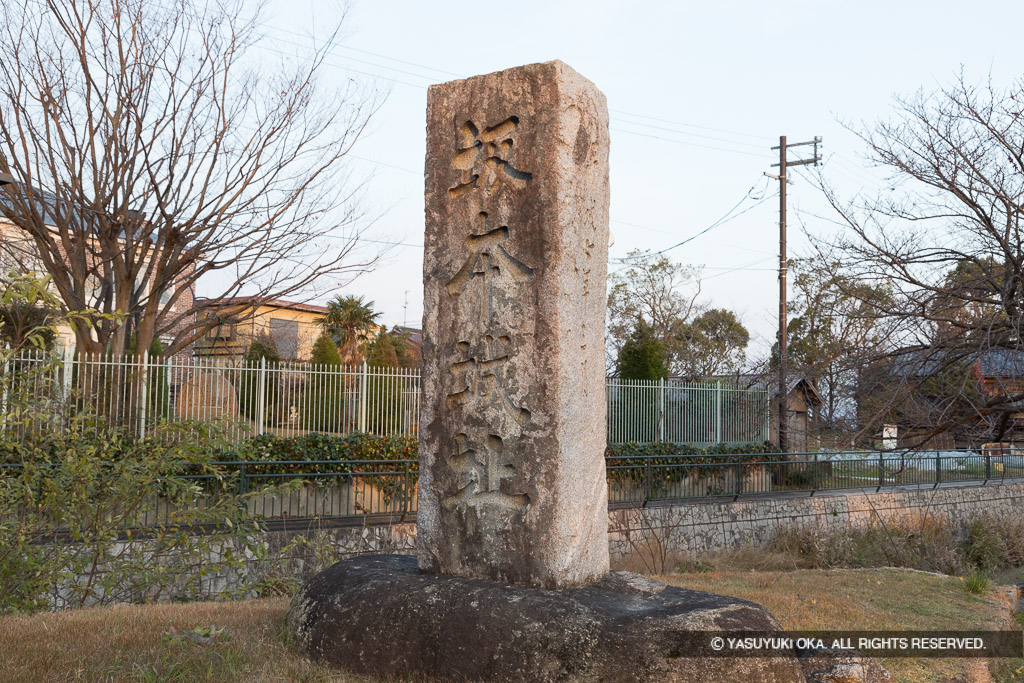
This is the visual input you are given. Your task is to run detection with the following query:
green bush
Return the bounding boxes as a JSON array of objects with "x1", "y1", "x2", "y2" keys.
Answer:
[
  {"x1": 963, "y1": 570, "x2": 991, "y2": 595},
  {"x1": 145, "y1": 337, "x2": 170, "y2": 421},
  {"x1": 301, "y1": 334, "x2": 347, "y2": 433},
  {"x1": 235, "y1": 431, "x2": 418, "y2": 509},
  {"x1": 606, "y1": 441, "x2": 777, "y2": 460},
  {"x1": 604, "y1": 441, "x2": 781, "y2": 500},
  {"x1": 0, "y1": 419, "x2": 265, "y2": 614},
  {"x1": 779, "y1": 463, "x2": 828, "y2": 490},
  {"x1": 364, "y1": 331, "x2": 405, "y2": 434},
  {"x1": 237, "y1": 431, "x2": 416, "y2": 472}
]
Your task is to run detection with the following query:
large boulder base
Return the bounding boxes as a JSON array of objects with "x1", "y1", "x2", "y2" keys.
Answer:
[{"x1": 287, "y1": 554, "x2": 806, "y2": 682}]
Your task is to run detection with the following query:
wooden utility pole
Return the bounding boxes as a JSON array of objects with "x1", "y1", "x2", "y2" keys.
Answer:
[{"x1": 767, "y1": 135, "x2": 820, "y2": 453}]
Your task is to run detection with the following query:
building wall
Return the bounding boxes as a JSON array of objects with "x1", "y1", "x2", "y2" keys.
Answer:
[
  {"x1": 768, "y1": 390, "x2": 812, "y2": 453},
  {"x1": 0, "y1": 219, "x2": 196, "y2": 355},
  {"x1": 193, "y1": 304, "x2": 326, "y2": 362}
]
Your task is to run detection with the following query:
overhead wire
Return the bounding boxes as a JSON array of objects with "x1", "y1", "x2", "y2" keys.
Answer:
[
  {"x1": 148, "y1": 1, "x2": 893, "y2": 184},
  {"x1": 614, "y1": 178, "x2": 776, "y2": 262},
  {"x1": 233, "y1": 12, "x2": 785, "y2": 159},
  {"x1": 136, "y1": 3, "x2": 883, "y2": 275}
]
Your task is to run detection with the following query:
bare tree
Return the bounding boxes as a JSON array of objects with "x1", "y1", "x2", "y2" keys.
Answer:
[
  {"x1": 812, "y1": 72, "x2": 1024, "y2": 447},
  {"x1": 783, "y1": 256, "x2": 891, "y2": 444},
  {"x1": 0, "y1": 0, "x2": 382, "y2": 360},
  {"x1": 607, "y1": 249, "x2": 703, "y2": 372}
]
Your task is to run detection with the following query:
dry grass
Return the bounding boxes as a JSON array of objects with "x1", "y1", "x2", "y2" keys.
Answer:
[
  {"x1": 763, "y1": 510, "x2": 1024, "y2": 579},
  {"x1": 0, "y1": 598, "x2": 359, "y2": 682},
  {"x1": 665, "y1": 567, "x2": 1023, "y2": 683},
  {"x1": 1, "y1": 569, "x2": 1021, "y2": 682}
]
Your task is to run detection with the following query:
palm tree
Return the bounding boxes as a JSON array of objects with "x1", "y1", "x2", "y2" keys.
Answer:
[{"x1": 316, "y1": 294, "x2": 382, "y2": 365}]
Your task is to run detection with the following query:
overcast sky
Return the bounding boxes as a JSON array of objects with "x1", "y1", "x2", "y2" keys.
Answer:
[{"x1": 253, "y1": 0, "x2": 1023, "y2": 356}]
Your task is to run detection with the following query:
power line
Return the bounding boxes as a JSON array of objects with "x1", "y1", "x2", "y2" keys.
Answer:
[
  {"x1": 609, "y1": 118, "x2": 770, "y2": 149},
  {"x1": 610, "y1": 109, "x2": 771, "y2": 140},
  {"x1": 699, "y1": 257, "x2": 778, "y2": 282},
  {"x1": 615, "y1": 179, "x2": 775, "y2": 262},
  {"x1": 187, "y1": 6, "x2": 784, "y2": 158},
  {"x1": 196, "y1": 8, "x2": 808, "y2": 166},
  {"x1": 348, "y1": 154, "x2": 420, "y2": 175},
  {"x1": 261, "y1": 24, "x2": 462, "y2": 78},
  {"x1": 264, "y1": 33, "x2": 443, "y2": 84},
  {"x1": 259, "y1": 13, "x2": 782, "y2": 156},
  {"x1": 611, "y1": 128, "x2": 775, "y2": 158}
]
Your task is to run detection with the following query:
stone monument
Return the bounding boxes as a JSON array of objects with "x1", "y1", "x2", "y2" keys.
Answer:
[
  {"x1": 175, "y1": 370, "x2": 240, "y2": 422},
  {"x1": 419, "y1": 59, "x2": 610, "y2": 588},
  {"x1": 285, "y1": 61, "x2": 871, "y2": 683}
]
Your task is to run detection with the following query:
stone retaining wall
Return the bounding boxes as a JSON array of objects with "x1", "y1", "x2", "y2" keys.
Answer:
[
  {"x1": 607, "y1": 481, "x2": 1024, "y2": 566},
  {"x1": 248, "y1": 481, "x2": 1024, "y2": 588},
  {"x1": 49, "y1": 481, "x2": 1024, "y2": 607}
]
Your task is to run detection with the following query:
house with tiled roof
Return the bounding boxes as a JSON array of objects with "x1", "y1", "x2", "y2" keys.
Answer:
[{"x1": 860, "y1": 347, "x2": 1024, "y2": 449}]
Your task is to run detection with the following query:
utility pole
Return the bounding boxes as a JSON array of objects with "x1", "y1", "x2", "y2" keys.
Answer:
[{"x1": 766, "y1": 135, "x2": 820, "y2": 453}]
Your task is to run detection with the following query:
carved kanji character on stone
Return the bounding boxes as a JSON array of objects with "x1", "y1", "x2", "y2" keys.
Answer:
[
  {"x1": 448, "y1": 117, "x2": 533, "y2": 199},
  {"x1": 446, "y1": 212, "x2": 533, "y2": 327},
  {"x1": 445, "y1": 335, "x2": 530, "y2": 427},
  {"x1": 442, "y1": 432, "x2": 528, "y2": 512}
]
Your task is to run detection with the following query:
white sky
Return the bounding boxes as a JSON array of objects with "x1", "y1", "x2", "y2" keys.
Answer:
[{"x1": 246, "y1": 0, "x2": 1023, "y2": 356}]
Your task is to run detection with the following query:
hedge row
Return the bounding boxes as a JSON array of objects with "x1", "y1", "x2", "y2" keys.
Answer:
[
  {"x1": 229, "y1": 435, "x2": 782, "y2": 475},
  {"x1": 232, "y1": 432, "x2": 417, "y2": 474},
  {"x1": 606, "y1": 440, "x2": 781, "y2": 465}
]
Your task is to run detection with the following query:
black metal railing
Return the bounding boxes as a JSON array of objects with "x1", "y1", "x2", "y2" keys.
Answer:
[
  {"x1": 605, "y1": 449, "x2": 1024, "y2": 505},
  {"x1": 4, "y1": 450, "x2": 1023, "y2": 531}
]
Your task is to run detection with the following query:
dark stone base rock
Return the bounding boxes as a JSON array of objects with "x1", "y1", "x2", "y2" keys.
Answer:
[{"x1": 286, "y1": 554, "x2": 806, "y2": 682}]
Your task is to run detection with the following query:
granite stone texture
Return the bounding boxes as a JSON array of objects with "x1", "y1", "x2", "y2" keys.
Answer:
[
  {"x1": 419, "y1": 60, "x2": 611, "y2": 588},
  {"x1": 287, "y1": 554, "x2": 808, "y2": 683}
]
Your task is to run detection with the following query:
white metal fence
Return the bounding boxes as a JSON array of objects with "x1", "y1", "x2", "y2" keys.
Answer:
[
  {"x1": 1, "y1": 351, "x2": 769, "y2": 446},
  {"x1": 2, "y1": 350, "x2": 421, "y2": 442}
]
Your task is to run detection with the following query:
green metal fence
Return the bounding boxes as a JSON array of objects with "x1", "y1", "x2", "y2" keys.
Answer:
[{"x1": 605, "y1": 378, "x2": 769, "y2": 445}]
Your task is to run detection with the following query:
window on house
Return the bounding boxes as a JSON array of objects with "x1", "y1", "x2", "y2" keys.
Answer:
[
  {"x1": 270, "y1": 318, "x2": 299, "y2": 360},
  {"x1": 159, "y1": 283, "x2": 174, "y2": 309}
]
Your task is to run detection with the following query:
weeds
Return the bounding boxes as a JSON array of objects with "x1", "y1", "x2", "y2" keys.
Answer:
[
  {"x1": 767, "y1": 509, "x2": 1024, "y2": 579},
  {"x1": 962, "y1": 571, "x2": 991, "y2": 595}
]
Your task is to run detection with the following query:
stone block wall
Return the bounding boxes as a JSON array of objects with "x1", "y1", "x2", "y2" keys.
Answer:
[
  {"x1": 607, "y1": 482, "x2": 1024, "y2": 566},
  {"x1": 46, "y1": 482, "x2": 1024, "y2": 607}
]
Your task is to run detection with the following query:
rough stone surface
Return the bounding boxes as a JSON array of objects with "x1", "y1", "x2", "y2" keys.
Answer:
[
  {"x1": 420, "y1": 60, "x2": 610, "y2": 588},
  {"x1": 175, "y1": 370, "x2": 239, "y2": 421},
  {"x1": 798, "y1": 648, "x2": 892, "y2": 683},
  {"x1": 287, "y1": 554, "x2": 806, "y2": 682}
]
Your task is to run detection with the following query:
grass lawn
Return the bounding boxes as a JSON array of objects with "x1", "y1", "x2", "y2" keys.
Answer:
[
  {"x1": 0, "y1": 569, "x2": 1020, "y2": 681},
  {"x1": 667, "y1": 567, "x2": 1024, "y2": 683},
  {"x1": 0, "y1": 599, "x2": 357, "y2": 682}
]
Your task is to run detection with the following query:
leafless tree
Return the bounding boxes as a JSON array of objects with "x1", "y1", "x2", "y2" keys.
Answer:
[
  {"x1": 811, "y1": 72, "x2": 1024, "y2": 448},
  {"x1": 781, "y1": 256, "x2": 892, "y2": 445},
  {"x1": 0, "y1": 0, "x2": 383, "y2": 360},
  {"x1": 607, "y1": 249, "x2": 703, "y2": 373}
]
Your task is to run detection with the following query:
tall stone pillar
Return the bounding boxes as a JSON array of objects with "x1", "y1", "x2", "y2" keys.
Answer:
[{"x1": 419, "y1": 60, "x2": 610, "y2": 588}]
